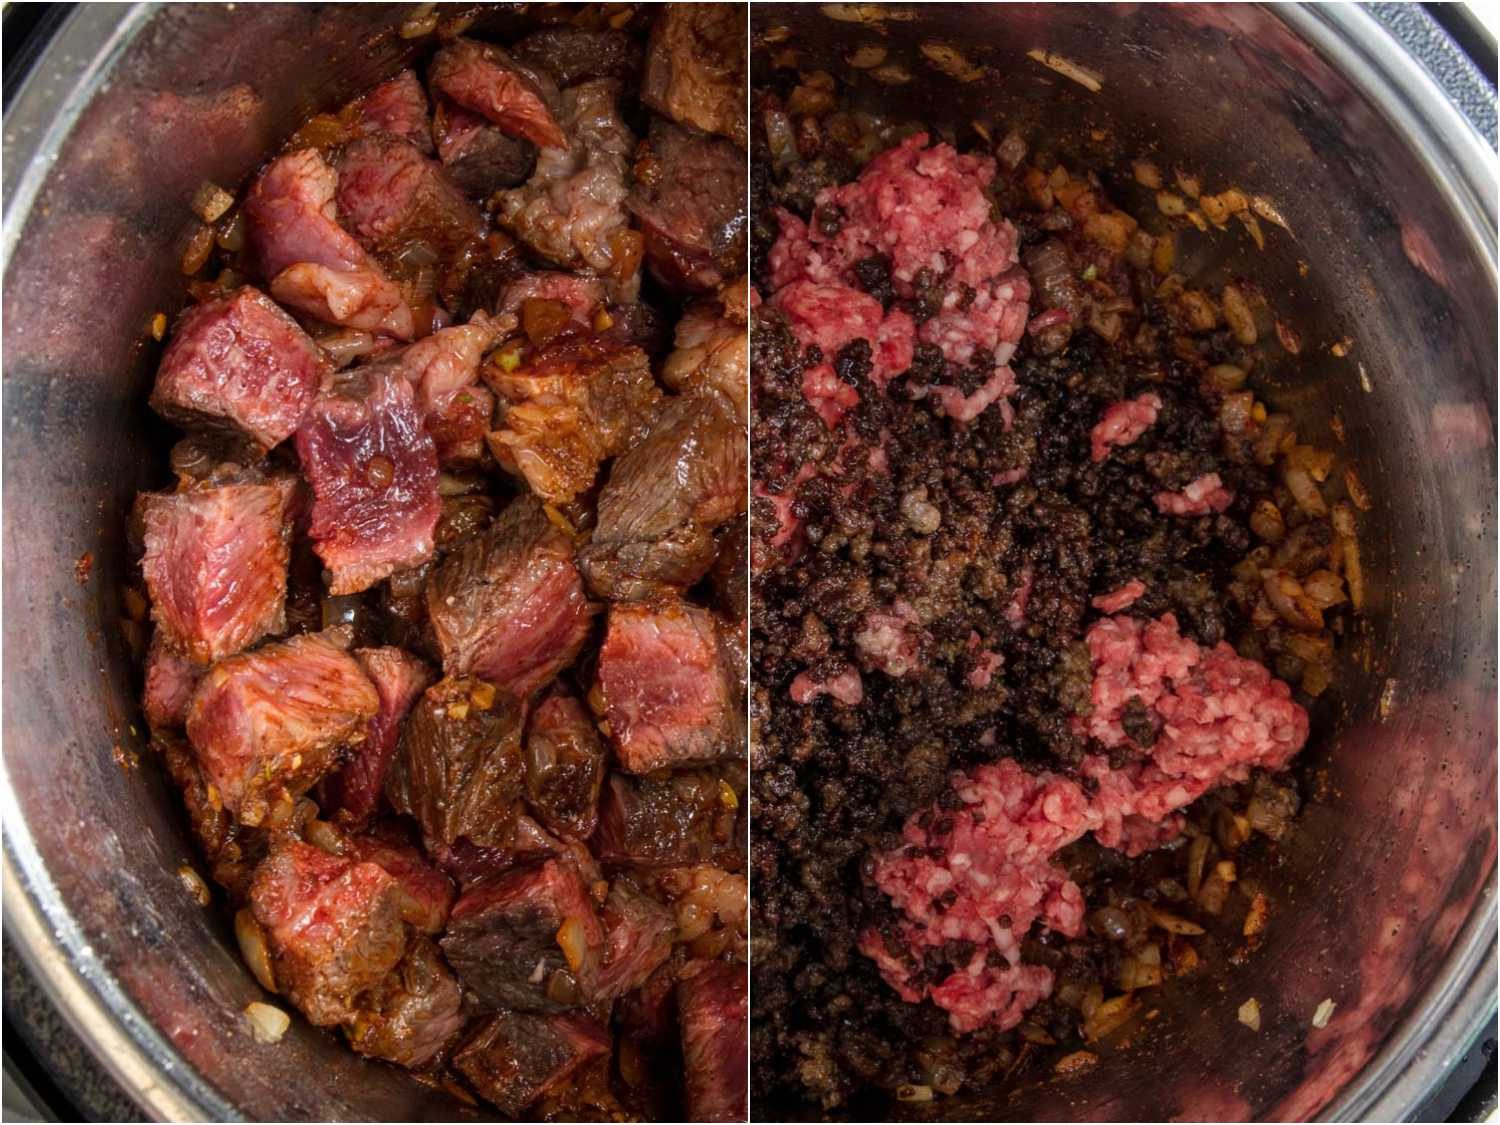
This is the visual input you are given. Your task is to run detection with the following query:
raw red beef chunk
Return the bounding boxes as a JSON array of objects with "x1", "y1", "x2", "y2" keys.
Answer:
[
  {"x1": 386, "y1": 676, "x2": 526, "y2": 848},
  {"x1": 593, "y1": 770, "x2": 739, "y2": 868},
  {"x1": 524, "y1": 687, "x2": 606, "y2": 840},
  {"x1": 426, "y1": 494, "x2": 594, "y2": 697},
  {"x1": 333, "y1": 135, "x2": 484, "y2": 267},
  {"x1": 345, "y1": 832, "x2": 455, "y2": 934},
  {"x1": 245, "y1": 148, "x2": 415, "y2": 340},
  {"x1": 320, "y1": 646, "x2": 432, "y2": 827},
  {"x1": 496, "y1": 80, "x2": 637, "y2": 276},
  {"x1": 677, "y1": 960, "x2": 748, "y2": 1123},
  {"x1": 591, "y1": 876, "x2": 676, "y2": 1003},
  {"x1": 440, "y1": 857, "x2": 604, "y2": 1012},
  {"x1": 432, "y1": 98, "x2": 537, "y2": 197},
  {"x1": 429, "y1": 39, "x2": 567, "y2": 150},
  {"x1": 295, "y1": 368, "x2": 440, "y2": 595},
  {"x1": 453, "y1": 1011, "x2": 610, "y2": 1116},
  {"x1": 641, "y1": 3, "x2": 747, "y2": 146},
  {"x1": 185, "y1": 631, "x2": 378, "y2": 827},
  {"x1": 578, "y1": 389, "x2": 745, "y2": 600},
  {"x1": 157, "y1": 732, "x2": 265, "y2": 900},
  {"x1": 627, "y1": 120, "x2": 747, "y2": 293},
  {"x1": 350, "y1": 69, "x2": 433, "y2": 154},
  {"x1": 512, "y1": 26, "x2": 644, "y2": 88},
  {"x1": 143, "y1": 634, "x2": 205, "y2": 730},
  {"x1": 343, "y1": 936, "x2": 464, "y2": 1067},
  {"x1": 596, "y1": 600, "x2": 740, "y2": 774},
  {"x1": 138, "y1": 480, "x2": 292, "y2": 664},
  {"x1": 660, "y1": 279, "x2": 749, "y2": 423},
  {"x1": 249, "y1": 840, "x2": 410, "y2": 1026},
  {"x1": 486, "y1": 339, "x2": 661, "y2": 504},
  {"x1": 149, "y1": 287, "x2": 329, "y2": 452}
]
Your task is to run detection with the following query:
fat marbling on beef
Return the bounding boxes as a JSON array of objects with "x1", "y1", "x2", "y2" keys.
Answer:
[
  {"x1": 641, "y1": 3, "x2": 746, "y2": 147},
  {"x1": 453, "y1": 1010, "x2": 611, "y2": 1116},
  {"x1": 524, "y1": 686, "x2": 607, "y2": 840},
  {"x1": 677, "y1": 959, "x2": 749, "y2": 1123},
  {"x1": 628, "y1": 120, "x2": 747, "y2": 294},
  {"x1": 320, "y1": 646, "x2": 433, "y2": 827}
]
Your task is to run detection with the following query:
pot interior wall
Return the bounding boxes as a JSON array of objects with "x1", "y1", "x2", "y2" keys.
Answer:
[{"x1": 750, "y1": 3, "x2": 1495, "y2": 1121}]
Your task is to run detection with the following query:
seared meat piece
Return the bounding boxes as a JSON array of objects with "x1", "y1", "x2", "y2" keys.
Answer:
[
  {"x1": 343, "y1": 936, "x2": 464, "y2": 1068},
  {"x1": 660, "y1": 278, "x2": 749, "y2": 423},
  {"x1": 321, "y1": 646, "x2": 432, "y2": 828},
  {"x1": 429, "y1": 39, "x2": 567, "y2": 151},
  {"x1": 185, "y1": 631, "x2": 378, "y2": 826},
  {"x1": 295, "y1": 368, "x2": 440, "y2": 595},
  {"x1": 641, "y1": 3, "x2": 746, "y2": 146},
  {"x1": 486, "y1": 340, "x2": 661, "y2": 504},
  {"x1": 158, "y1": 732, "x2": 265, "y2": 900},
  {"x1": 345, "y1": 832, "x2": 455, "y2": 933},
  {"x1": 138, "y1": 479, "x2": 292, "y2": 664},
  {"x1": 497, "y1": 270, "x2": 605, "y2": 334},
  {"x1": 149, "y1": 287, "x2": 329, "y2": 453},
  {"x1": 578, "y1": 389, "x2": 745, "y2": 600},
  {"x1": 142, "y1": 635, "x2": 204, "y2": 730},
  {"x1": 248, "y1": 840, "x2": 410, "y2": 1026},
  {"x1": 595, "y1": 601, "x2": 741, "y2": 774},
  {"x1": 432, "y1": 99, "x2": 538, "y2": 197},
  {"x1": 618, "y1": 960, "x2": 679, "y2": 1046},
  {"x1": 524, "y1": 687, "x2": 606, "y2": 840},
  {"x1": 628, "y1": 120, "x2": 747, "y2": 294},
  {"x1": 386, "y1": 675, "x2": 526, "y2": 849},
  {"x1": 678, "y1": 960, "x2": 748, "y2": 1123},
  {"x1": 440, "y1": 857, "x2": 604, "y2": 1012},
  {"x1": 244, "y1": 148, "x2": 415, "y2": 339},
  {"x1": 426, "y1": 494, "x2": 594, "y2": 697},
  {"x1": 365, "y1": 318, "x2": 501, "y2": 468},
  {"x1": 593, "y1": 770, "x2": 739, "y2": 867},
  {"x1": 591, "y1": 876, "x2": 676, "y2": 1003},
  {"x1": 512, "y1": 26, "x2": 644, "y2": 88},
  {"x1": 453, "y1": 1011, "x2": 610, "y2": 1115},
  {"x1": 333, "y1": 134, "x2": 484, "y2": 268},
  {"x1": 350, "y1": 69, "x2": 433, "y2": 154},
  {"x1": 496, "y1": 79, "x2": 637, "y2": 277},
  {"x1": 710, "y1": 514, "x2": 748, "y2": 623}
]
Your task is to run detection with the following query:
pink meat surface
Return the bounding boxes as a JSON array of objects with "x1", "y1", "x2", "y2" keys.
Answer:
[
  {"x1": 934, "y1": 364, "x2": 1018, "y2": 426},
  {"x1": 854, "y1": 601, "x2": 920, "y2": 677},
  {"x1": 428, "y1": 39, "x2": 566, "y2": 150},
  {"x1": 334, "y1": 134, "x2": 484, "y2": 262},
  {"x1": 1154, "y1": 472, "x2": 1235, "y2": 516},
  {"x1": 919, "y1": 268, "x2": 1030, "y2": 369},
  {"x1": 353, "y1": 70, "x2": 434, "y2": 153},
  {"x1": 1003, "y1": 565, "x2": 1034, "y2": 629},
  {"x1": 678, "y1": 961, "x2": 749, "y2": 1123},
  {"x1": 321, "y1": 647, "x2": 433, "y2": 827},
  {"x1": 862, "y1": 613, "x2": 1309, "y2": 1032},
  {"x1": 771, "y1": 280, "x2": 913, "y2": 386},
  {"x1": 296, "y1": 369, "x2": 441, "y2": 595},
  {"x1": 150, "y1": 287, "x2": 330, "y2": 452},
  {"x1": 367, "y1": 317, "x2": 499, "y2": 465},
  {"x1": 788, "y1": 666, "x2": 864, "y2": 706},
  {"x1": 345, "y1": 833, "x2": 455, "y2": 934},
  {"x1": 138, "y1": 480, "x2": 291, "y2": 664},
  {"x1": 143, "y1": 636, "x2": 204, "y2": 730},
  {"x1": 800, "y1": 363, "x2": 859, "y2": 430},
  {"x1": 1091, "y1": 392, "x2": 1163, "y2": 462},
  {"x1": 497, "y1": 271, "x2": 605, "y2": 327},
  {"x1": 1091, "y1": 578, "x2": 1147, "y2": 613}
]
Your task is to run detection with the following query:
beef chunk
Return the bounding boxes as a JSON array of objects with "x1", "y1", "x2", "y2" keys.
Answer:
[
  {"x1": 364, "y1": 318, "x2": 500, "y2": 468},
  {"x1": 343, "y1": 936, "x2": 464, "y2": 1068},
  {"x1": 596, "y1": 601, "x2": 740, "y2": 774},
  {"x1": 295, "y1": 368, "x2": 440, "y2": 594},
  {"x1": 578, "y1": 389, "x2": 745, "y2": 600},
  {"x1": 149, "y1": 287, "x2": 329, "y2": 452},
  {"x1": 158, "y1": 732, "x2": 265, "y2": 900},
  {"x1": 660, "y1": 280, "x2": 748, "y2": 422},
  {"x1": 593, "y1": 770, "x2": 739, "y2": 867},
  {"x1": 497, "y1": 270, "x2": 606, "y2": 332},
  {"x1": 345, "y1": 832, "x2": 454, "y2": 933},
  {"x1": 429, "y1": 39, "x2": 567, "y2": 150},
  {"x1": 244, "y1": 148, "x2": 415, "y2": 339},
  {"x1": 641, "y1": 3, "x2": 746, "y2": 146},
  {"x1": 248, "y1": 840, "x2": 409, "y2": 1026},
  {"x1": 677, "y1": 960, "x2": 748, "y2": 1123},
  {"x1": 321, "y1": 646, "x2": 432, "y2": 827},
  {"x1": 426, "y1": 494, "x2": 594, "y2": 697},
  {"x1": 618, "y1": 960, "x2": 679, "y2": 1046},
  {"x1": 592, "y1": 876, "x2": 675, "y2": 1003},
  {"x1": 333, "y1": 134, "x2": 484, "y2": 269},
  {"x1": 386, "y1": 675, "x2": 526, "y2": 848},
  {"x1": 350, "y1": 69, "x2": 433, "y2": 154},
  {"x1": 138, "y1": 480, "x2": 292, "y2": 664},
  {"x1": 485, "y1": 340, "x2": 661, "y2": 504},
  {"x1": 524, "y1": 687, "x2": 606, "y2": 840},
  {"x1": 710, "y1": 514, "x2": 748, "y2": 623},
  {"x1": 628, "y1": 120, "x2": 747, "y2": 294},
  {"x1": 453, "y1": 1011, "x2": 610, "y2": 1115},
  {"x1": 496, "y1": 80, "x2": 636, "y2": 276},
  {"x1": 185, "y1": 631, "x2": 378, "y2": 826},
  {"x1": 440, "y1": 858, "x2": 604, "y2": 1012},
  {"x1": 432, "y1": 99, "x2": 538, "y2": 197},
  {"x1": 512, "y1": 26, "x2": 644, "y2": 88},
  {"x1": 143, "y1": 635, "x2": 204, "y2": 730}
]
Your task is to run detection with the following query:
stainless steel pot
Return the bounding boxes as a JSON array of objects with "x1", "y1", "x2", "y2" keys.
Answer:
[{"x1": 2, "y1": 3, "x2": 1494, "y2": 1121}]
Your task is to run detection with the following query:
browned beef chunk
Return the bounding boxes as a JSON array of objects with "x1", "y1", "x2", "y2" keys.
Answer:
[
  {"x1": 150, "y1": 287, "x2": 330, "y2": 453},
  {"x1": 143, "y1": 633, "x2": 205, "y2": 730},
  {"x1": 578, "y1": 389, "x2": 745, "y2": 600},
  {"x1": 244, "y1": 148, "x2": 415, "y2": 339},
  {"x1": 595, "y1": 599, "x2": 740, "y2": 774},
  {"x1": 426, "y1": 494, "x2": 595, "y2": 697},
  {"x1": 432, "y1": 98, "x2": 538, "y2": 197},
  {"x1": 158, "y1": 732, "x2": 265, "y2": 900},
  {"x1": 591, "y1": 876, "x2": 676, "y2": 1003},
  {"x1": 641, "y1": 3, "x2": 746, "y2": 147},
  {"x1": 320, "y1": 646, "x2": 431, "y2": 827},
  {"x1": 710, "y1": 514, "x2": 748, "y2": 623},
  {"x1": 138, "y1": 479, "x2": 292, "y2": 664},
  {"x1": 593, "y1": 770, "x2": 739, "y2": 867},
  {"x1": 512, "y1": 26, "x2": 644, "y2": 88},
  {"x1": 485, "y1": 340, "x2": 661, "y2": 504},
  {"x1": 661, "y1": 277, "x2": 748, "y2": 423},
  {"x1": 618, "y1": 960, "x2": 679, "y2": 1047},
  {"x1": 524, "y1": 687, "x2": 606, "y2": 840},
  {"x1": 677, "y1": 960, "x2": 748, "y2": 1123},
  {"x1": 429, "y1": 39, "x2": 567, "y2": 151},
  {"x1": 349, "y1": 69, "x2": 433, "y2": 154},
  {"x1": 386, "y1": 676, "x2": 525, "y2": 849},
  {"x1": 345, "y1": 832, "x2": 454, "y2": 934},
  {"x1": 248, "y1": 840, "x2": 410, "y2": 1026},
  {"x1": 343, "y1": 936, "x2": 464, "y2": 1068},
  {"x1": 295, "y1": 368, "x2": 441, "y2": 595},
  {"x1": 601, "y1": 297, "x2": 674, "y2": 358},
  {"x1": 453, "y1": 1010, "x2": 610, "y2": 1115},
  {"x1": 629, "y1": 120, "x2": 747, "y2": 294},
  {"x1": 186, "y1": 631, "x2": 377, "y2": 827},
  {"x1": 440, "y1": 857, "x2": 604, "y2": 1012}
]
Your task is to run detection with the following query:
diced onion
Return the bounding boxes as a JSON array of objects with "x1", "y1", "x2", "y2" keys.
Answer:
[
  {"x1": 245, "y1": 1002, "x2": 290, "y2": 1044},
  {"x1": 1238, "y1": 998, "x2": 1262, "y2": 1031}
]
